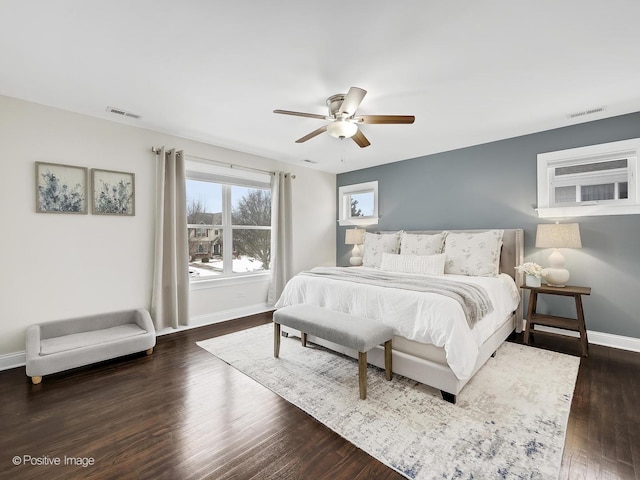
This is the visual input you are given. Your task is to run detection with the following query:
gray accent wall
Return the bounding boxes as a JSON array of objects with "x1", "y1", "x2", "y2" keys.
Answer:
[{"x1": 337, "y1": 112, "x2": 640, "y2": 339}]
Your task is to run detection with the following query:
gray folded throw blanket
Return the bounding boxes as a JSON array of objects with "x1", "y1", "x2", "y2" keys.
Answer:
[{"x1": 301, "y1": 267, "x2": 494, "y2": 328}]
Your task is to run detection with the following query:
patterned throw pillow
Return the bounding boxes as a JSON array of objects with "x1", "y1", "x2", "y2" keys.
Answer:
[
  {"x1": 380, "y1": 253, "x2": 446, "y2": 276},
  {"x1": 362, "y1": 231, "x2": 402, "y2": 268},
  {"x1": 443, "y1": 230, "x2": 504, "y2": 277},
  {"x1": 400, "y1": 232, "x2": 444, "y2": 256}
]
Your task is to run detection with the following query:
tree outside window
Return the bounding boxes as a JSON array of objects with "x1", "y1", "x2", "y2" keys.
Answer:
[
  {"x1": 232, "y1": 187, "x2": 271, "y2": 272},
  {"x1": 186, "y1": 178, "x2": 271, "y2": 278}
]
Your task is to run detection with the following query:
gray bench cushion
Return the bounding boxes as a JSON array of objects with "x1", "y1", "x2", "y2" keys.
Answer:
[
  {"x1": 26, "y1": 309, "x2": 156, "y2": 379},
  {"x1": 274, "y1": 304, "x2": 393, "y2": 352},
  {"x1": 40, "y1": 324, "x2": 146, "y2": 356}
]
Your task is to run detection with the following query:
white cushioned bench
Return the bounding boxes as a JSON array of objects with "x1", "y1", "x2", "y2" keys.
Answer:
[
  {"x1": 26, "y1": 309, "x2": 156, "y2": 384},
  {"x1": 273, "y1": 304, "x2": 394, "y2": 399}
]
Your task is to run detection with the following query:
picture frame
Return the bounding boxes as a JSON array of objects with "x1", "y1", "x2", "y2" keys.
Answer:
[
  {"x1": 35, "y1": 161, "x2": 88, "y2": 214},
  {"x1": 91, "y1": 168, "x2": 135, "y2": 216}
]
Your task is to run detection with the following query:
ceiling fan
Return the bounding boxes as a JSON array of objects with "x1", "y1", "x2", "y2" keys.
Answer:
[{"x1": 273, "y1": 87, "x2": 415, "y2": 148}]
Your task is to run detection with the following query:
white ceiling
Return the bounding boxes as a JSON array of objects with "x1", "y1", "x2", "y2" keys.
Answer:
[{"x1": 1, "y1": 1, "x2": 639, "y2": 174}]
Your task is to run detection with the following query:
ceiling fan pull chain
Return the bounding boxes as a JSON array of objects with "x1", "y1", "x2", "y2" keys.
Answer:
[{"x1": 341, "y1": 138, "x2": 346, "y2": 163}]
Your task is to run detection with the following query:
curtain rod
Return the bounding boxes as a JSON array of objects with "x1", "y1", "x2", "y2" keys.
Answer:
[{"x1": 151, "y1": 147, "x2": 295, "y2": 178}]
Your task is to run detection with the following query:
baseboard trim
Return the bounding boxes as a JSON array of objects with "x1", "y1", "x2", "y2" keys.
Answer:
[
  {"x1": 0, "y1": 304, "x2": 274, "y2": 372},
  {"x1": 186, "y1": 303, "x2": 272, "y2": 328},
  {"x1": 521, "y1": 319, "x2": 640, "y2": 353},
  {"x1": 0, "y1": 352, "x2": 26, "y2": 372}
]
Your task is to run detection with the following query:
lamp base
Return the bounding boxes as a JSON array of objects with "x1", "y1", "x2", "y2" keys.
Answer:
[
  {"x1": 349, "y1": 256, "x2": 363, "y2": 266},
  {"x1": 349, "y1": 244, "x2": 363, "y2": 266},
  {"x1": 544, "y1": 267, "x2": 570, "y2": 287}
]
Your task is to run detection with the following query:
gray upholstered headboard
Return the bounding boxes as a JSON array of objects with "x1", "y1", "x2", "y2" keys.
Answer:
[{"x1": 379, "y1": 228, "x2": 525, "y2": 330}]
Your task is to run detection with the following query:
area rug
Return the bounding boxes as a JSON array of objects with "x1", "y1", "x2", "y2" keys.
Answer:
[{"x1": 197, "y1": 325, "x2": 580, "y2": 479}]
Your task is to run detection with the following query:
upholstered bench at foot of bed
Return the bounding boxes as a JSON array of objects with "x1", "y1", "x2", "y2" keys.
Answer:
[
  {"x1": 273, "y1": 304, "x2": 394, "y2": 400},
  {"x1": 26, "y1": 309, "x2": 156, "y2": 384}
]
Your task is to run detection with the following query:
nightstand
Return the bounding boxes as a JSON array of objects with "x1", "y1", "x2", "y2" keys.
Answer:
[{"x1": 523, "y1": 284, "x2": 591, "y2": 356}]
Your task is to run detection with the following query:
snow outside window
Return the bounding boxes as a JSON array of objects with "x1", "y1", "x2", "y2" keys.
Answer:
[{"x1": 186, "y1": 163, "x2": 272, "y2": 280}]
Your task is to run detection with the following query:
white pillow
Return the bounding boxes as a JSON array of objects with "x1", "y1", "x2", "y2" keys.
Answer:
[
  {"x1": 400, "y1": 232, "x2": 444, "y2": 256},
  {"x1": 443, "y1": 230, "x2": 504, "y2": 277},
  {"x1": 380, "y1": 253, "x2": 446, "y2": 276},
  {"x1": 362, "y1": 232, "x2": 401, "y2": 268}
]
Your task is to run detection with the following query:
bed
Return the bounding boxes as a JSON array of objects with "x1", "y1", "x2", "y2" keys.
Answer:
[{"x1": 274, "y1": 228, "x2": 524, "y2": 403}]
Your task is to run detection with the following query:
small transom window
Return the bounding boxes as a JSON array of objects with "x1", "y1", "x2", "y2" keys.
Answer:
[
  {"x1": 537, "y1": 138, "x2": 640, "y2": 218},
  {"x1": 338, "y1": 181, "x2": 379, "y2": 226}
]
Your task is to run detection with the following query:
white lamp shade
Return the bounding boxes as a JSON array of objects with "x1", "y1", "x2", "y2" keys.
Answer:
[
  {"x1": 535, "y1": 223, "x2": 582, "y2": 249},
  {"x1": 345, "y1": 228, "x2": 365, "y2": 245}
]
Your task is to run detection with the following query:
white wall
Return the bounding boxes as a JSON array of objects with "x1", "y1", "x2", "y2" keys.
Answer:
[{"x1": 0, "y1": 95, "x2": 336, "y2": 357}]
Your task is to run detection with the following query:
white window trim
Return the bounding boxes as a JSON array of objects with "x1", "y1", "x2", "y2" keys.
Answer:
[
  {"x1": 190, "y1": 271, "x2": 271, "y2": 290},
  {"x1": 186, "y1": 162, "x2": 272, "y2": 286},
  {"x1": 338, "y1": 181, "x2": 379, "y2": 226},
  {"x1": 537, "y1": 138, "x2": 640, "y2": 218}
]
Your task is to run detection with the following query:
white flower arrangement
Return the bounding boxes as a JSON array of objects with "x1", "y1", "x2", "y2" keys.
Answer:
[{"x1": 515, "y1": 262, "x2": 547, "y2": 278}]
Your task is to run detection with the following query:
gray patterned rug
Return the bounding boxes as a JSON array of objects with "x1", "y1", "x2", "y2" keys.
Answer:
[{"x1": 197, "y1": 325, "x2": 579, "y2": 480}]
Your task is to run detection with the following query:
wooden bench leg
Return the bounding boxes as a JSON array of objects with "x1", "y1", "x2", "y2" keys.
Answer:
[
  {"x1": 146, "y1": 347, "x2": 154, "y2": 355},
  {"x1": 274, "y1": 322, "x2": 281, "y2": 358},
  {"x1": 31, "y1": 376, "x2": 42, "y2": 385},
  {"x1": 358, "y1": 351, "x2": 367, "y2": 400},
  {"x1": 301, "y1": 332, "x2": 307, "y2": 347},
  {"x1": 384, "y1": 340, "x2": 392, "y2": 381}
]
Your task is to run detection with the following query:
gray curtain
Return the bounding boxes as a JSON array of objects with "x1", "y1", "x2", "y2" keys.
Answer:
[
  {"x1": 151, "y1": 147, "x2": 189, "y2": 329},
  {"x1": 267, "y1": 171, "x2": 293, "y2": 306}
]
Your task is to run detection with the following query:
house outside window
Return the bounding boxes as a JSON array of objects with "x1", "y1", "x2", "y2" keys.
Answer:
[{"x1": 186, "y1": 160, "x2": 272, "y2": 279}]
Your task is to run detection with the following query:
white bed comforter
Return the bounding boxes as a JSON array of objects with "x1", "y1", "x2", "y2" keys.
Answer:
[{"x1": 274, "y1": 267, "x2": 520, "y2": 380}]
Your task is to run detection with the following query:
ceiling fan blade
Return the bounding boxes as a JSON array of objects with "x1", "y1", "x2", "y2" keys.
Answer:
[
  {"x1": 338, "y1": 87, "x2": 367, "y2": 116},
  {"x1": 356, "y1": 115, "x2": 415, "y2": 124},
  {"x1": 351, "y1": 129, "x2": 371, "y2": 148},
  {"x1": 274, "y1": 109, "x2": 328, "y2": 120},
  {"x1": 295, "y1": 125, "x2": 328, "y2": 143}
]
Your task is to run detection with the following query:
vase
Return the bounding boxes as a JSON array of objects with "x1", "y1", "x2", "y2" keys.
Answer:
[{"x1": 525, "y1": 274, "x2": 541, "y2": 288}]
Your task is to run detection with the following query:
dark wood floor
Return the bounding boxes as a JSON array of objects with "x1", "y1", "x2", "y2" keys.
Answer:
[
  {"x1": 516, "y1": 330, "x2": 640, "y2": 480},
  {"x1": 0, "y1": 313, "x2": 638, "y2": 480}
]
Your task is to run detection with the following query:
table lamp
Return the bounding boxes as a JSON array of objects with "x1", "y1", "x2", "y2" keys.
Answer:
[
  {"x1": 345, "y1": 228, "x2": 365, "y2": 266},
  {"x1": 535, "y1": 223, "x2": 582, "y2": 287}
]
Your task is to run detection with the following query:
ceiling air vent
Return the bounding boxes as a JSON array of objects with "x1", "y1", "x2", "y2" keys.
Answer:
[
  {"x1": 106, "y1": 106, "x2": 142, "y2": 120},
  {"x1": 567, "y1": 106, "x2": 606, "y2": 120}
]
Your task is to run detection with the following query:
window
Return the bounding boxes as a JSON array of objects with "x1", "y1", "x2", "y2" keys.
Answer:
[
  {"x1": 186, "y1": 161, "x2": 271, "y2": 279},
  {"x1": 196, "y1": 221, "x2": 207, "y2": 238},
  {"x1": 338, "y1": 181, "x2": 379, "y2": 226},
  {"x1": 537, "y1": 138, "x2": 640, "y2": 218}
]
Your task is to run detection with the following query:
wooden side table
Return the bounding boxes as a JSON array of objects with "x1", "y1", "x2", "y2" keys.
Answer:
[{"x1": 523, "y1": 284, "x2": 591, "y2": 356}]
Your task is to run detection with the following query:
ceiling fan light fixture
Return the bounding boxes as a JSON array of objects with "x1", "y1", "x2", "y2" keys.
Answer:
[
  {"x1": 274, "y1": 86, "x2": 414, "y2": 148},
  {"x1": 327, "y1": 120, "x2": 358, "y2": 139}
]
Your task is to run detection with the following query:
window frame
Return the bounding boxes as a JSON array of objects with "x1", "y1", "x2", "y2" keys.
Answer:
[
  {"x1": 186, "y1": 162, "x2": 272, "y2": 283},
  {"x1": 338, "y1": 181, "x2": 379, "y2": 226},
  {"x1": 537, "y1": 138, "x2": 640, "y2": 218}
]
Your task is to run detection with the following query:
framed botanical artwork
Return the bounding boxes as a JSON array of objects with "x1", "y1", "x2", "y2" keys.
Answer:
[
  {"x1": 91, "y1": 168, "x2": 135, "y2": 216},
  {"x1": 35, "y1": 162, "x2": 88, "y2": 214}
]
